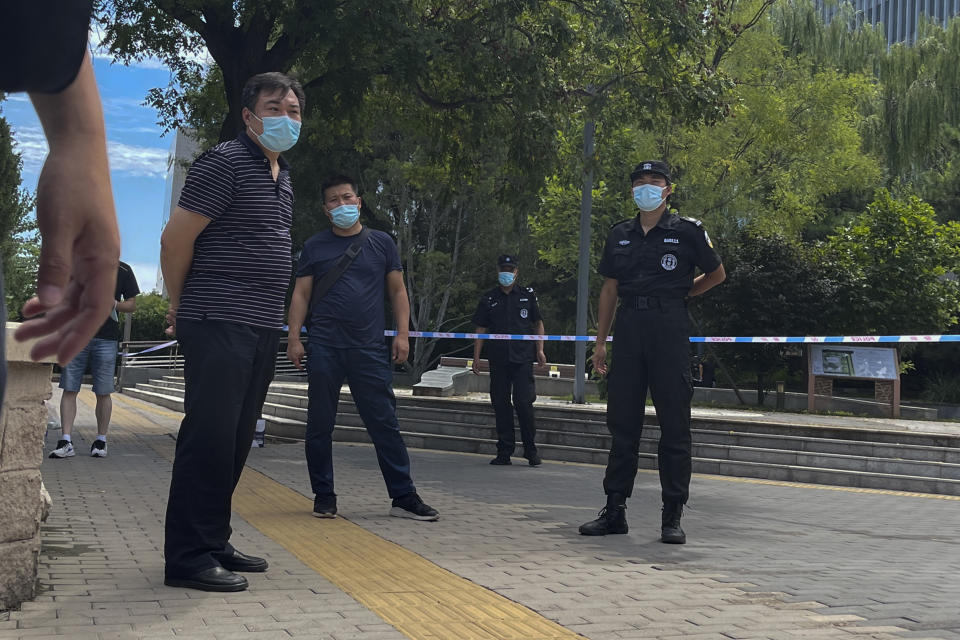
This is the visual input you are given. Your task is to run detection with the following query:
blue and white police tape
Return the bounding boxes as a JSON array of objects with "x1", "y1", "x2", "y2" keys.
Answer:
[
  {"x1": 384, "y1": 331, "x2": 960, "y2": 343},
  {"x1": 119, "y1": 339, "x2": 178, "y2": 358}
]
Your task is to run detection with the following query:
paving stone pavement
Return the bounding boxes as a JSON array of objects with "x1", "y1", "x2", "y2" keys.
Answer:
[{"x1": 4, "y1": 387, "x2": 959, "y2": 640}]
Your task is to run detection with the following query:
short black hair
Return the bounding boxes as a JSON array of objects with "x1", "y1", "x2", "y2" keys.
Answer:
[
  {"x1": 241, "y1": 72, "x2": 305, "y2": 113},
  {"x1": 321, "y1": 174, "x2": 359, "y2": 200}
]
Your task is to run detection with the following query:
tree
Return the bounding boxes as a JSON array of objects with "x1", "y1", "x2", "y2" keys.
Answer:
[
  {"x1": 822, "y1": 190, "x2": 960, "y2": 335},
  {"x1": 698, "y1": 229, "x2": 845, "y2": 401},
  {"x1": 0, "y1": 106, "x2": 39, "y2": 320},
  {"x1": 129, "y1": 292, "x2": 170, "y2": 341}
]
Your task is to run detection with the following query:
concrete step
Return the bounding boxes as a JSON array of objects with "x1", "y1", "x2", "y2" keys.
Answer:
[
  {"x1": 125, "y1": 377, "x2": 960, "y2": 495},
  {"x1": 137, "y1": 381, "x2": 960, "y2": 465},
  {"x1": 256, "y1": 412, "x2": 960, "y2": 496}
]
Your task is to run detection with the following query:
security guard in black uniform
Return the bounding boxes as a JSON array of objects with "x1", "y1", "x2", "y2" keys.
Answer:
[
  {"x1": 472, "y1": 255, "x2": 546, "y2": 466},
  {"x1": 579, "y1": 161, "x2": 725, "y2": 544}
]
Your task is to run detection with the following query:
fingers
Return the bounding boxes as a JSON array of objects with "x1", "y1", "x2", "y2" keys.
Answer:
[{"x1": 34, "y1": 227, "x2": 73, "y2": 308}]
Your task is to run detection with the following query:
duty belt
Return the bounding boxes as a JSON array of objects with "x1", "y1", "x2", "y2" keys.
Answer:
[{"x1": 619, "y1": 295, "x2": 686, "y2": 310}]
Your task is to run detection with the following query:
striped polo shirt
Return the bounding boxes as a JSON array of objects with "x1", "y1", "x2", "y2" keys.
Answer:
[{"x1": 176, "y1": 130, "x2": 293, "y2": 330}]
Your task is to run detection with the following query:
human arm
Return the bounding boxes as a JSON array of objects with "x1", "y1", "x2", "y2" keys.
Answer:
[
  {"x1": 159, "y1": 207, "x2": 211, "y2": 335},
  {"x1": 286, "y1": 275, "x2": 312, "y2": 370},
  {"x1": 116, "y1": 298, "x2": 137, "y2": 313},
  {"x1": 535, "y1": 320, "x2": 546, "y2": 366},
  {"x1": 591, "y1": 277, "x2": 619, "y2": 376},
  {"x1": 472, "y1": 329, "x2": 486, "y2": 375},
  {"x1": 386, "y1": 270, "x2": 410, "y2": 363},
  {"x1": 13, "y1": 51, "x2": 121, "y2": 364},
  {"x1": 688, "y1": 264, "x2": 726, "y2": 297}
]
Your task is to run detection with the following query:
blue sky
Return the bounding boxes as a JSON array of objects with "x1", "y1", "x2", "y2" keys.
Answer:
[{"x1": 4, "y1": 52, "x2": 176, "y2": 293}]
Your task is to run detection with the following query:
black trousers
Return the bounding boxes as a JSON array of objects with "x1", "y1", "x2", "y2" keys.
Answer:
[
  {"x1": 603, "y1": 304, "x2": 693, "y2": 504},
  {"x1": 164, "y1": 319, "x2": 279, "y2": 577},
  {"x1": 488, "y1": 360, "x2": 538, "y2": 457}
]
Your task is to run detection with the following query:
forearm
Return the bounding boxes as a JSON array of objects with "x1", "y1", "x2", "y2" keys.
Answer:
[
  {"x1": 596, "y1": 279, "x2": 618, "y2": 341},
  {"x1": 30, "y1": 52, "x2": 105, "y2": 148},
  {"x1": 391, "y1": 288, "x2": 410, "y2": 336},
  {"x1": 473, "y1": 329, "x2": 486, "y2": 360},
  {"x1": 160, "y1": 242, "x2": 194, "y2": 307},
  {"x1": 535, "y1": 320, "x2": 545, "y2": 352},
  {"x1": 116, "y1": 298, "x2": 136, "y2": 313},
  {"x1": 689, "y1": 264, "x2": 726, "y2": 297},
  {"x1": 288, "y1": 290, "x2": 309, "y2": 340}
]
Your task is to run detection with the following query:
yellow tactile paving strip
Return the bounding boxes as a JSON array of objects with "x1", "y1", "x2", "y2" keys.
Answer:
[
  {"x1": 97, "y1": 392, "x2": 584, "y2": 640},
  {"x1": 232, "y1": 467, "x2": 583, "y2": 640}
]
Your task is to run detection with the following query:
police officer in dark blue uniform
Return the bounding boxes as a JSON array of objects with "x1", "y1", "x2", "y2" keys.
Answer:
[
  {"x1": 579, "y1": 161, "x2": 725, "y2": 544},
  {"x1": 472, "y1": 255, "x2": 546, "y2": 466}
]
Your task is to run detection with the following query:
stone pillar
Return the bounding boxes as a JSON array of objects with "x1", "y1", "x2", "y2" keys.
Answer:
[{"x1": 0, "y1": 323, "x2": 55, "y2": 610}]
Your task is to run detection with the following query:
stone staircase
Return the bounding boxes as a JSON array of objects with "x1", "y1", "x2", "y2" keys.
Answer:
[{"x1": 123, "y1": 375, "x2": 960, "y2": 496}]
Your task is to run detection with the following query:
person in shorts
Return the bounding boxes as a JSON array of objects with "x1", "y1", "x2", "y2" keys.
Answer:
[{"x1": 49, "y1": 261, "x2": 139, "y2": 458}]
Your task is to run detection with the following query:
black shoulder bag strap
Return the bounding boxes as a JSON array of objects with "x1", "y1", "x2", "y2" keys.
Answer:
[{"x1": 308, "y1": 226, "x2": 372, "y2": 312}]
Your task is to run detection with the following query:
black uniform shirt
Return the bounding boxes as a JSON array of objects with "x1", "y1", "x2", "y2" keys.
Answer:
[
  {"x1": 598, "y1": 212, "x2": 722, "y2": 298},
  {"x1": 94, "y1": 261, "x2": 141, "y2": 342},
  {"x1": 472, "y1": 285, "x2": 542, "y2": 364}
]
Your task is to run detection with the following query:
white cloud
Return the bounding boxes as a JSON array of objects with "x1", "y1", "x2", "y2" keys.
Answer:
[
  {"x1": 129, "y1": 262, "x2": 159, "y2": 294},
  {"x1": 107, "y1": 141, "x2": 169, "y2": 178},
  {"x1": 10, "y1": 125, "x2": 168, "y2": 178}
]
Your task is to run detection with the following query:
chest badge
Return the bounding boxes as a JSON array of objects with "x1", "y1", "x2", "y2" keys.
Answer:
[
  {"x1": 520, "y1": 308, "x2": 529, "y2": 319},
  {"x1": 661, "y1": 253, "x2": 678, "y2": 271},
  {"x1": 618, "y1": 239, "x2": 631, "y2": 246}
]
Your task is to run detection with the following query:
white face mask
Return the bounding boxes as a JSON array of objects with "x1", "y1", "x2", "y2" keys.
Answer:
[{"x1": 633, "y1": 184, "x2": 666, "y2": 211}]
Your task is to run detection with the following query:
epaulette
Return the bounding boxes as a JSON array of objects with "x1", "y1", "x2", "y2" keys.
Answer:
[
  {"x1": 610, "y1": 219, "x2": 632, "y2": 229},
  {"x1": 525, "y1": 286, "x2": 535, "y2": 294},
  {"x1": 680, "y1": 216, "x2": 703, "y2": 227}
]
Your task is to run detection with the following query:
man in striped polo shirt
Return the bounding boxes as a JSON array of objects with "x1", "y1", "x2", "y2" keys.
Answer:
[{"x1": 159, "y1": 72, "x2": 303, "y2": 592}]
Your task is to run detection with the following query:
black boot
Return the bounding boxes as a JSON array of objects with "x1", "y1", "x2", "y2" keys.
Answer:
[
  {"x1": 661, "y1": 502, "x2": 686, "y2": 544},
  {"x1": 578, "y1": 494, "x2": 628, "y2": 536}
]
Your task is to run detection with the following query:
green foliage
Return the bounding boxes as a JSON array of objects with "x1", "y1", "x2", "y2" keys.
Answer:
[
  {"x1": 0, "y1": 107, "x2": 39, "y2": 320},
  {"x1": 822, "y1": 190, "x2": 960, "y2": 334},
  {"x1": 129, "y1": 292, "x2": 169, "y2": 342}
]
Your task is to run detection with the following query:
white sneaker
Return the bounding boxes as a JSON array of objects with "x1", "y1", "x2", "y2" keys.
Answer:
[
  {"x1": 90, "y1": 440, "x2": 107, "y2": 458},
  {"x1": 49, "y1": 440, "x2": 75, "y2": 458}
]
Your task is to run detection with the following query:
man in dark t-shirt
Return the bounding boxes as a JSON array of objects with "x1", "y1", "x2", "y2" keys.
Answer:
[
  {"x1": 49, "y1": 262, "x2": 139, "y2": 459},
  {"x1": 286, "y1": 173, "x2": 438, "y2": 522}
]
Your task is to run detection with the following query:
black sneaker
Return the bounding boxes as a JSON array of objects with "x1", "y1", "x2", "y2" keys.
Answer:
[
  {"x1": 525, "y1": 453, "x2": 542, "y2": 467},
  {"x1": 489, "y1": 455, "x2": 511, "y2": 465},
  {"x1": 312, "y1": 494, "x2": 337, "y2": 519},
  {"x1": 389, "y1": 493, "x2": 439, "y2": 521},
  {"x1": 90, "y1": 440, "x2": 107, "y2": 458}
]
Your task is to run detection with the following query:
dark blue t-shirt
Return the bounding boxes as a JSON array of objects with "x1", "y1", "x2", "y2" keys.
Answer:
[{"x1": 296, "y1": 228, "x2": 403, "y2": 348}]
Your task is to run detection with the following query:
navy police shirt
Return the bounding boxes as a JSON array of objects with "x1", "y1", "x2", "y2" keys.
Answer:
[
  {"x1": 472, "y1": 285, "x2": 542, "y2": 364},
  {"x1": 598, "y1": 212, "x2": 722, "y2": 298}
]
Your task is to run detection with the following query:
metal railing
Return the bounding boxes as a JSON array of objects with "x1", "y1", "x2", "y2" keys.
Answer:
[{"x1": 118, "y1": 338, "x2": 307, "y2": 379}]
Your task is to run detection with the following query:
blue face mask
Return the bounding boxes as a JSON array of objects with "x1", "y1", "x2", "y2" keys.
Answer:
[
  {"x1": 633, "y1": 184, "x2": 666, "y2": 211},
  {"x1": 329, "y1": 204, "x2": 360, "y2": 229},
  {"x1": 251, "y1": 114, "x2": 301, "y2": 152},
  {"x1": 498, "y1": 271, "x2": 516, "y2": 287}
]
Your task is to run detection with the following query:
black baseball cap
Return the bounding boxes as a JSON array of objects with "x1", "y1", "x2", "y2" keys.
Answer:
[
  {"x1": 630, "y1": 160, "x2": 672, "y2": 183},
  {"x1": 497, "y1": 254, "x2": 518, "y2": 268}
]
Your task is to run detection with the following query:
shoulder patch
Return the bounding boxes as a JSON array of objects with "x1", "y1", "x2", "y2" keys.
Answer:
[{"x1": 680, "y1": 216, "x2": 703, "y2": 227}]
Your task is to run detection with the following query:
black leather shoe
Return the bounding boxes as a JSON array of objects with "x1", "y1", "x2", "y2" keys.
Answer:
[
  {"x1": 164, "y1": 566, "x2": 248, "y2": 592},
  {"x1": 489, "y1": 455, "x2": 511, "y2": 465},
  {"x1": 215, "y1": 549, "x2": 268, "y2": 572},
  {"x1": 661, "y1": 502, "x2": 686, "y2": 544},
  {"x1": 579, "y1": 494, "x2": 628, "y2": 535},
  {"x1": 525, "y1": 454, "x2": 542, "y2": 467}
]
